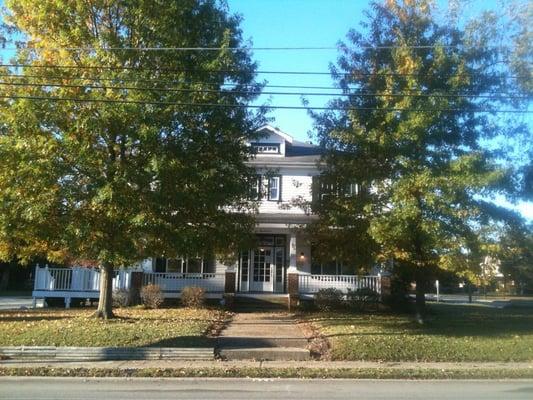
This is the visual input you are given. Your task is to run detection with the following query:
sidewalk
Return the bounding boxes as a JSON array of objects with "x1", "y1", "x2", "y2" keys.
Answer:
[{"x1": 2, "y1": 359, "x2": 532, "y2": 370}]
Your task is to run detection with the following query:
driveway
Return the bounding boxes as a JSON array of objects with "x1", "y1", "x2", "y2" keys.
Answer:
[{"x1": 0, "y1": 296, "x2": 43, "y2": 310}]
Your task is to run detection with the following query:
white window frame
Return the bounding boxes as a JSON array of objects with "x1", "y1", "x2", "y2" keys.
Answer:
[{"x1": 268, "y1": 176, "x2": 281, "y2": 201}]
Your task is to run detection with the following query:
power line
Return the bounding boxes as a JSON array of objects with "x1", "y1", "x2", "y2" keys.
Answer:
[
  {"x1": 0, "y1": 63, "x2": 527, "y2": 78},
  {"x1": 0, "y1": 45, "x2": 517, "y2": 51},
  {"x1": 3, "y1": 73, "x2": 523, "y2": 93},
  {"x1": 0, "y1": 94, "x2": 529, "y2": 113},
  {"x1": 0, "y1": 80, "x2": 528, "y2": 100}
]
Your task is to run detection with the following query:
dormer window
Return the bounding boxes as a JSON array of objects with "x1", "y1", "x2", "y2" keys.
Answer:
[{"x1": 252, "y1": 142, "x2": 280, "y2": 154}]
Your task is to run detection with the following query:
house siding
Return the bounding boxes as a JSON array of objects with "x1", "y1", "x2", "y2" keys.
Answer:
[{"x1": 256, "y1": 168, "x2": 317, "y2": 215}]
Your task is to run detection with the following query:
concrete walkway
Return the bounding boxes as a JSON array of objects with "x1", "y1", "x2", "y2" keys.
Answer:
[
  {"x1": 2, "y1": 359, "x2": 532, "y2": 370},
  {"x1": 216, "y1": 312, "x2": 310, "y2": 361}
]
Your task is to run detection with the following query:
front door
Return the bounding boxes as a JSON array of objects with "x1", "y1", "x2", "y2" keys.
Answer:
[{"x1": 250, "y1": 248, "x2": 274, "y2": 292}]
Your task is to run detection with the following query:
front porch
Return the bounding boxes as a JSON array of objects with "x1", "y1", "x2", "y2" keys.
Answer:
[{"x1": 32, "y1": 265, "x2": 385, "y2": 308}]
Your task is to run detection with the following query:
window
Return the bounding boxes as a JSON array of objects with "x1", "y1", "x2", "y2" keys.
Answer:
[
  {"x1": 252, "y1": 142, "x2": 280, "y2": 154},
  {"x1": 186, "y1": 258, "x2": 202, "y2": 274},
  {"x1": 345, "y1": 183, "x2": 360, "y2": 196},
  {"x1": 312, "y1": 176, "x2": 362, "y2": 206},
  {"x1": 268, "y1": 176, "x2": 281, "y2": 201},
  {"x1": 249, "y1": 175, "x2": 262, "y2": 200},
  {"x1": 154, "y1": 257, "x2": 214, "y2": 274},
  {"x1": 166, "y1": 258, "x2": 182, "y2": 273}
]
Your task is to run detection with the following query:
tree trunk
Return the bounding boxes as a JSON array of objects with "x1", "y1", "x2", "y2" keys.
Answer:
[
  {"x1": 415, "y1": 278, "x2": 426, "y2": 324},
  {"x1": 467, "y1": 282, "x2": 473, "y2": 303},
  {"x1": 0, "y1": 267, "x2": 9, "y2": 291},
  {"x1": 95, "y1": 262, "x2": 114, "y2": 319}
]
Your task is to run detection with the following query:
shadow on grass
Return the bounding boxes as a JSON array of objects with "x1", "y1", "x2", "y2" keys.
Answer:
[
  {"x1": 147, "y1": 336, "x2": 214, "y2": 348},
  {"x1": 0, "y1": 315, "x2": 73, "y2": 322},
  {"x1": 308, "y1": 303, "x2": 533, "y2": 338}
]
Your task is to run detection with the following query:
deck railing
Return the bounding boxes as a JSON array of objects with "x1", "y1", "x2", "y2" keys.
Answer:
[
  {"x1": 34, "y1": 266, "x2": 131, "y2": 292},
  {"x1": 298, "y1": 274, "x2": 381, "y2": 294},
  {"x1": 142, "y1": 272, "x2": 225, "y2": 293}
]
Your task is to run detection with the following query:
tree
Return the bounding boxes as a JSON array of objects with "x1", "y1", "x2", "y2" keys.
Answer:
[
  {"x1": 0, "y1": 0, "x2": 264, "y2": 318},
  {"x1": 311, "y1": 0, "x2": 530, "y2": 321},
  {"x1": 498, "y1": 224, "x2": 533, "y2": 294}
]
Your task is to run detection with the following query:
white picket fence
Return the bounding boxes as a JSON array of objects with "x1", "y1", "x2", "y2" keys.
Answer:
[
  {"x1": 298, "y1": 274, "x2": 381, "y2": 294},
  {"x1": 143, "y1": 272, "x2": 225, "y2": 293}
]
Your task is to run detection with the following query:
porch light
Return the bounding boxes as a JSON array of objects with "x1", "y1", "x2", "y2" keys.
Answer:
[{"x1": 299, "y1": 252, "x2": 305, "y2": 260}]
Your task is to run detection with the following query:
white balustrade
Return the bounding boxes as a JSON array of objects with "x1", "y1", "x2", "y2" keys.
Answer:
[
  {"x1": 33, "y1": 266, "x2": 133, "y2": 292},
  {"x1": 298, "y1": 274, "x2": 381, "y2": 294},
  {"x1": 142, "y1": 272, "x2": 225, "y2": 293}
]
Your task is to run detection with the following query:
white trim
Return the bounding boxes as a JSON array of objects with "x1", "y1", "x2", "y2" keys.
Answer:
[{"x1": 257, "y1": 124, "x2": 293, "y2": 144}]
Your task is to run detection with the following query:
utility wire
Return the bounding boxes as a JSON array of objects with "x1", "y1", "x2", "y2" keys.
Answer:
[
  {"x1": 0, "y1": 64, "x2": 528, "y2": 78},
  {"x1": 0, "y1": 94, "x2": 529, "y2": 113},
  {"x1": 0, "y1": 80, "x2": 528, "y2": 100},
  {"x1": 0, "y1": 45, "x2": 518, "y2": 51},
  {"x1": 1, "y1": 73, "x2": 524, "y2": 93}
]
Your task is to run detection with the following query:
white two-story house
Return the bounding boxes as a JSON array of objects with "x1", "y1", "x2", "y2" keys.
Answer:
[
  {"x1": 32, "y1": 125, "x2": 383, "y2": 305},
  {"x1": 149, "y1": 125, "x2": 321, "y2": 294}
]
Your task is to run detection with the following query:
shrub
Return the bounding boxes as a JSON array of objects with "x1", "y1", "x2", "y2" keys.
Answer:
[
  {"x1": 181, "y1": 286, "x2": 206, "y2": 308},
  {"x1": 346, "y1": 287, "x2": 379, "y2": 312},
  {"x1": 140, "y1": 284, "x2": 164, "y2": 309},
  {"x1": 112, "y1": 288, "x2": 131, "y2": 308},
  {"x1": 383, "y1": 276, "x2": 412, "y2": 313},
  {"x1": 314, "y1": 288, "x2": 344, "y2": 311}
]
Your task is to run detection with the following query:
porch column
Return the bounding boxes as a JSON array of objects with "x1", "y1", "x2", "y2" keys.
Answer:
[
  {"x1": 224, "y1": 266, "x2": 236, "y2": 307},
  {"x1": 287, "y1": 233, "x2": 299, "y2": 310},
  {"x1": 380, "y1": 275, "x2": 391, "y2": 299},
  {"x1": 289, "y1": 232, "x2": 297, "y2": 272},
  {"x1": 130, "y1": 271, "x2": 144, "y2": 305}
]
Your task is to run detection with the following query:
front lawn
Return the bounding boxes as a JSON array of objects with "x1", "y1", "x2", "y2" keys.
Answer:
[
  {"x1": 305, "y1": 303, "x2": 533, "y2": 362},
  {"x1": 0, "y1": 307, "x2": 229, "y2": 347}
]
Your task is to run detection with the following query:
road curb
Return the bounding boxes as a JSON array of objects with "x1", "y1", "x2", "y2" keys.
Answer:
[{"x1": 0, "y1": 346, "x2": 214, "y2": 361}]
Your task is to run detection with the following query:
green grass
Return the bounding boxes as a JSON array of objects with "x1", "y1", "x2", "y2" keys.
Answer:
[
  {"x1": 0, "y1": 307, "x2": 229, "y2": 347},
  {"x1": 305, "y1": 303, "x2": 533, "y2": 362}
]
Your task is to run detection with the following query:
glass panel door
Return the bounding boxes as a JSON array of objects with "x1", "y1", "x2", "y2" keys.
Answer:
[{"x1": 250, "y1": 248, "x2": 273, "y2": 292}]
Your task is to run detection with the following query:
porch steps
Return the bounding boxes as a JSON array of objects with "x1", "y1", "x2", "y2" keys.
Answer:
[
  {"x1": 216, "y1": 312, "x2": 310, "y2": 361},
  {"x1": 217, "y1": 347, "x2": 310, "y2": 361},
  {"x1": 232, "y1": 294, "x2": 289, "y2": 311}
]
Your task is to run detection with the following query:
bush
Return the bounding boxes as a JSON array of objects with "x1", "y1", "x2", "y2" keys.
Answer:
[
  {"x1": 383, "y1": 277, "x2": 412, "y2": 313},
  {"x1": 314, "y1": 288, "x2": 344, "y2": 311},
  {"x1": 180, "y1": 286, "x2": 206, "y2": 308},
  {"x1": 346, "y1": 288, "x2": 379, "y2": 312},
  {"x1": 112, "y1": 288, "x2": 131, "y2": 308},
  {"x1": 140, "y1": 284, "x2": 164, "y2": 309}
]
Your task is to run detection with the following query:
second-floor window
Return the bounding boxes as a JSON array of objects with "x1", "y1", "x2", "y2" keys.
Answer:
[
  {"x1": 251, "y1": 142, "x2": 280, "y2": 154},
  {"x1": 268, "y1": 176, "x2": 280, "y2": 201},
  {"x1": 249, "y1": 175, "x2": 282, "y2": 201}
]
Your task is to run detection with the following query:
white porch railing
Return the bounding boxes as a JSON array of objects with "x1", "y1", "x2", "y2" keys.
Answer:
[
  {"x1": 34, "y1": 266, "x2": 131, "y2": 292},
  {"x1": 298, "y1": 274, "x2": 381, "y2": 294},
  {"x1": 142, "y1": 272, "x2": 225, "y2": 293}
]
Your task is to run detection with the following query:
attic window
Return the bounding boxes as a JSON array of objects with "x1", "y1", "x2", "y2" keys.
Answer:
[{"x1": 252, "y1": 142, "x2": 280, "y2": 154}]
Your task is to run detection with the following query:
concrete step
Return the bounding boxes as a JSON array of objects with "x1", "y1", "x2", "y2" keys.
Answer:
[
  {"x1": 233, "y1": 296, "x2": 289, "y2": 310},
  {"x1": 217, "y1": 336, "x2": 309, "y2": 348},
  {"x1": 217, "y1": 347, "x2": 310, "y2": 361},
  {"x1": 0, "y1": 346, "x2": 214, "y2": 361}
]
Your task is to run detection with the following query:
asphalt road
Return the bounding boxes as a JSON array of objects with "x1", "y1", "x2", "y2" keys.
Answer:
[{"x1": 1, "y1": 378, "x2": 533, "y2": 400}]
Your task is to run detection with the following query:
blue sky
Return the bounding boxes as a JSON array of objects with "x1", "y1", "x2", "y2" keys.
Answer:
[
  {"x1": 227, "y1": 0, "x2": 532, "y2": 220},
  {"x1": 0, "y1": 0, "x2": 530, "y2": 220}
]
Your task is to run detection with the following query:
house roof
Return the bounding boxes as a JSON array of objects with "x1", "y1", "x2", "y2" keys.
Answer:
[
  {"x1": 247, "y1": 134, "x2": 324, "y2": 167},
  {"x1": 256, "y1": 124, "x2": 294, "y2": 144}
]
